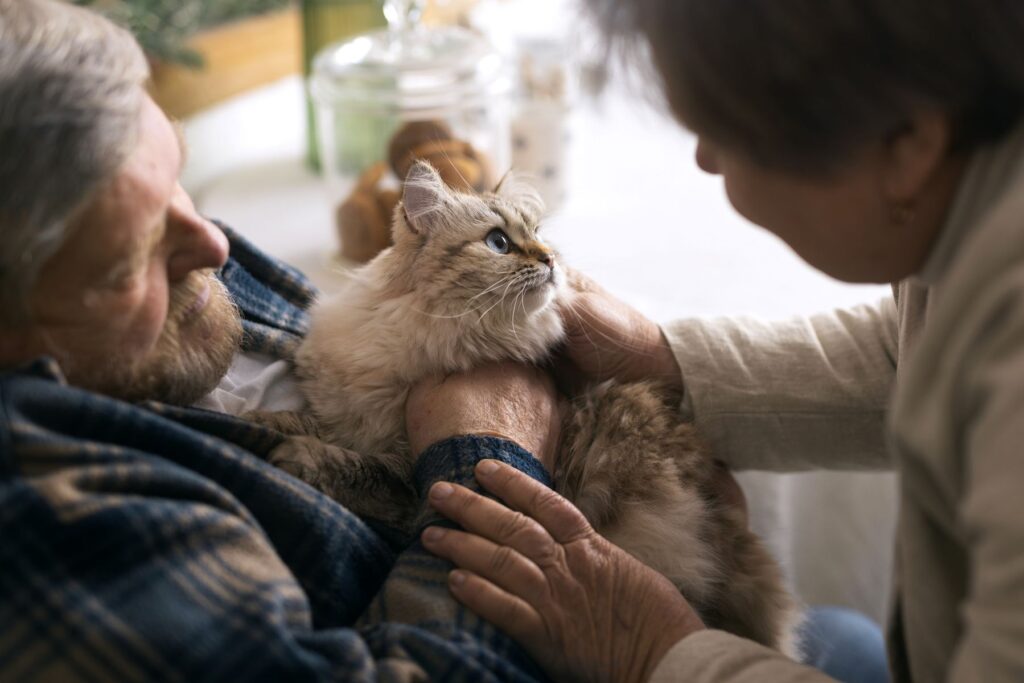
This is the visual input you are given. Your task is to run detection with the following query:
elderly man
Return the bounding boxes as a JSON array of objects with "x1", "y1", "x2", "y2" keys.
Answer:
[{"x1": 0, "y1": 1, "x2": 572, "y2": 680}]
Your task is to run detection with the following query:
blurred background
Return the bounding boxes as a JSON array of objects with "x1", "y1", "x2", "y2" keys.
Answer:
[{"x1": 83, "y1": 0, "x2": 898, "y2": 628}]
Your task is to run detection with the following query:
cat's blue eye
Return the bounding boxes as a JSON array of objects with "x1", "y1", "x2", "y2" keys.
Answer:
[{"x1": 485, "y1": 228, "x2": 511, "y2": 254}]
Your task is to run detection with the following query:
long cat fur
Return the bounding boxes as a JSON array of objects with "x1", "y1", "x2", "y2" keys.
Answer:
[{"x1": 265, "y1": 160, "x2": 802, "y2": 655}]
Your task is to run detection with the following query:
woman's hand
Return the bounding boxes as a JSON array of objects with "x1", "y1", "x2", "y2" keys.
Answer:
[
  {"x1": 558, "y1": 273, "x2": 682, "y2": 393},
  {"x1": 421, "y1": 459, "x2": 704, "y2": 683},
  {"x1": 406, "y1": 361, "x2": 563, "y2": 472}
]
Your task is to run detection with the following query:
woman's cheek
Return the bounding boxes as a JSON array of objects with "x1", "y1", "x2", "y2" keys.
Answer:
[
  {"x1": 722, "y1": 171, "x2": 797, "y2": 243},
  {"x1": 721, "y1": 173, "x2": 761, "y2": 227}
]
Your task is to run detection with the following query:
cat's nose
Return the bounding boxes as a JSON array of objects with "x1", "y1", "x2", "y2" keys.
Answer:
[{"x1": 537, "y1": 253, "x2": 555, "y2": 269}]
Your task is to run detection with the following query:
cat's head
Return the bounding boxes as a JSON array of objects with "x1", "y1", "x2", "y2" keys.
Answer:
[{"x1": 389, "y1": 161, "x2": 567, "y2": 334}]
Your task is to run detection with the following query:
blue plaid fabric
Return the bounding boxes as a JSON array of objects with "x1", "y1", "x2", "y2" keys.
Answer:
[
  {"x1": 215, "y1": 222, "x2": 317, "y2": 359},
  {"x1": 0, "y1": 226, "x2": 551, "y2": 682}
]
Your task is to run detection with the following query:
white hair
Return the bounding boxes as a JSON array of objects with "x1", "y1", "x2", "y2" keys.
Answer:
[{"x1": 0, "y1": 0, "x2": 149, "y2": 323}]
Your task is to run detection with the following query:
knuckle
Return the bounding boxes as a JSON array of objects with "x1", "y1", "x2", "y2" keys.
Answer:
[
  {"x1": 531, "y1": 536, "x2": 564, "y2": 569},
  {"x1": 531, "y1": 488, "x2": 592, "y2": 536},
  {"x1": 496, "y1": 510, "x2": 532, "y2": 540},
  {"x1": 529, "y1": 486, "x2": 563, "y2": 515},
  {"x1": 452, "y1": 487, "x2": 480, "y2": 517},
  {"x1": 488, "y1": 545, "x2": 518, "y2": 575}
]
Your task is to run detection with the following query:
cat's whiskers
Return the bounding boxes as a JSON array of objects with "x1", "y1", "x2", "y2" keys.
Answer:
[
  {"x1": 478, "y1": 271, "x2": 527, "y2": 321},
  {"x1": 513, "y1": 269, "x2": 541, "y2": 338},
  {"x1": 454, "y1": 271, "x2": 524, "y2": 318},
  {"x1": 466, "y1": 272, "x2": 521, "y2": 304},
  {"x1": 510, "y1": 284, "x2": 523, "y2": 343},
  {"x1": 409, "y1": 306, "x2": 481, "y2": 319},
  {"x1": 476, "y1": 270, "x2": 531, "y2": 322},
  {"x1": 560, "y1": 303, "x2": 612, "y2": 379},
  {"x1": 434, "y1": 141, "x2": 473, "y2": 192},
  {"x1": 410, "y1": 272, "x2": 523, "y2": 319},
  {"x1": 511, "y1": 284, "x2": 530, "y2": 346}
]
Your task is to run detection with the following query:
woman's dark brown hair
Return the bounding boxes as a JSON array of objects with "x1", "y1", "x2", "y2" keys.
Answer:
[{"x1": 587, "y1": 0, "x2": 1024, "y2": 173}]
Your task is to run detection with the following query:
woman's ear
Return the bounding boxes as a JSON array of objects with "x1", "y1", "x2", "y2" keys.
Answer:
[
  {"x1": 881, "y1": 111, "x2": 955, "y2": 203},
  {"x1": 401, "y1": 161, "x2": 450, "y2": 235}
]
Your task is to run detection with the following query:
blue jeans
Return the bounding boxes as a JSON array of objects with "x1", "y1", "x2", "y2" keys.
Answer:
[{"x1": 799, "y1": 606, "x2": 890, "y2": 683}]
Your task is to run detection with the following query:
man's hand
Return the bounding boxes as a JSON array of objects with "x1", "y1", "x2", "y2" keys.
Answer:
[
  {"x1": 406, "y1": 361, "x2": 562, "y2": 471},
  {"x1": 558, "y1": 273, "x2": 683, "y2": 394},
  {"x1": 422, "y1": 460, "x2": 704, "y2": 683}
]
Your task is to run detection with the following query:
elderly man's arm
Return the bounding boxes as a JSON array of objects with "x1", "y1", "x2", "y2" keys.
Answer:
[{"x1": 0, "y1": 363, "x2": 549, "y2": 682}]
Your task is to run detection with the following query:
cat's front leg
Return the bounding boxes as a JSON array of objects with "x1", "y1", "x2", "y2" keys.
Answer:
[
  {"x1": 267, "y1": 435, "x2": 418, "y2": 536},
  {"x1": 244, "y1": 409, "x2": 325, "y2": 438}
]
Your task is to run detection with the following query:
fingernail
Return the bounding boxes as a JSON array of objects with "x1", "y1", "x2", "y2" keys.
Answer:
[
  {"x1": 477, "y1": 460, "x2": 500, "y2": 476},
  {"x1": 422, "y1": 527, "x2": 445, "y2": 543},
  {"x1": 430, "y1": 482, "x2": 454, "y2": 500},
  {"x1": 449, "y1": 570, "x2": 467, "y2": 587}
]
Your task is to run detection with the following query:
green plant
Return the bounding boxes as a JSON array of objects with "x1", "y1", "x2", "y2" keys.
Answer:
[{"x1": 76, "y1": 0, "x2": 294, "y2": 67}]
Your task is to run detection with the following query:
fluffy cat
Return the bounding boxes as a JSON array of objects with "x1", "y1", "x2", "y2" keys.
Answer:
[{"x1": 262, "y1": 161, "x2": 802, "y2": 655}]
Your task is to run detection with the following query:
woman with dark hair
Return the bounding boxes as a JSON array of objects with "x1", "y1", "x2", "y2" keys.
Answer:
[{"x1": 416, "y1": 1, "x2": 1024, "y2": 682}]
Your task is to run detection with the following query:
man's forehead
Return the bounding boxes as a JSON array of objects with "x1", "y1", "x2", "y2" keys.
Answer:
[{"x1": 64, "y1": 97, "x2": 182, "y2": 249}]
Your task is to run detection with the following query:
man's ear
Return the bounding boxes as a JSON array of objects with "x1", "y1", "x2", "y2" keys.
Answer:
[
  {"x1": 401, "y1": 161, "x2": 449, "y2": 235},
  {"x1": 882, "y1": 111, "x2": 954, "y2": 203}
]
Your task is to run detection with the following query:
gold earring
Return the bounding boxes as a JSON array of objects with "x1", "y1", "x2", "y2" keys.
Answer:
[{"x1": 890, "y1": 202, "x2": 915, "y2": 226}]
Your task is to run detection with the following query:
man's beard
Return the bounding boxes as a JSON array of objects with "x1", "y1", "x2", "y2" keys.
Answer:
[{"x1": 82, "y1": 273, "x2": 243, "y2": 406}]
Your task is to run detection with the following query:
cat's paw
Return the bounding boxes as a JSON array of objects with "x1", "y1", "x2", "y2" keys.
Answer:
[
  {"x1": 243, "y1": 409, "x2": 323, "y2": 438},
  {"x1": 267, "y1": 436, "x2": 327, "y2": 485}
]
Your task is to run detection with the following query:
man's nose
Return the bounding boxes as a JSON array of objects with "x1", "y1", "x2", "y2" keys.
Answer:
[{"x1": 166, "y1": 186, "x2": 229, "y2": 282}]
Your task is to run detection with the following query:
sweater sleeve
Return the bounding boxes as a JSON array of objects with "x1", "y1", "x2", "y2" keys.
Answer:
[
  {"x1": 0, "y1": 366, "x2": 550, "y2": 683},
  {"x1": 945, "y1": 287, "x2": 1024, "y2": 681},
  {"x1": 660, "y1": 297, "x2": 898, "y2": 471}
]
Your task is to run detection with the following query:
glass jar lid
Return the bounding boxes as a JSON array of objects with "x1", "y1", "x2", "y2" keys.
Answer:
[{"x1": 310, "y1": 0, "x2": 509, "y2": 113}]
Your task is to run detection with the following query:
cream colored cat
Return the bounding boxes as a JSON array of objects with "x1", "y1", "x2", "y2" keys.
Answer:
[
  {"x1": 297, "y1": 166, "x2": 563, "y2": 458},
  {"x1": 262, "y1": 161, "x2": 802, "y2": 655}
]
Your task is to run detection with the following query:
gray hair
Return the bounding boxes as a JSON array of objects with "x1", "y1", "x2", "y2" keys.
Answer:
[
  {"x1": 585, "y1": 0, "x2": 1024, "y2": 174},
  {"x1": 0, "y1": 0, "x2": 149, "y2": 323}
]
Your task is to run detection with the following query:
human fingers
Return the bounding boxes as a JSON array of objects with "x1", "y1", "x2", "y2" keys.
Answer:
[
  {"x1": 560, "y1": 289, "x2": 683, "y2": 390},
  {"x1": 444, "y1": 569, "x2": 548, "y2": 655},
  {"x1": 421, "y1": 525, "x2": 549, "y2": 605},
  {"x1": 427, "y1": 480, "x2": 563, "y2": 566},
  {"x1": 473, "y1": 460, "x2": 594, "y2": 545}
]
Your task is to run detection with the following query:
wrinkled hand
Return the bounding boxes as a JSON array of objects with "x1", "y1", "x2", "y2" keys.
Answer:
[
  {"x1": 422, "y1": 460, "x2": 704, "y2": 683},
  {"x1": 558, "y1": 273, "x2": 682, "y2": 393},
  {"x1": 406, "y1": 361, "x2": 562, "y2": 472}
]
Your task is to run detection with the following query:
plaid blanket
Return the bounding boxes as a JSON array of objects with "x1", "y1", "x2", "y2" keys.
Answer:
[{"x1": 0, "y1": 226, "x2": 550, "y2": 682}]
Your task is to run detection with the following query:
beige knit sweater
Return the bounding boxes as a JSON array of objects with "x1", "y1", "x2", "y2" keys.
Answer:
[{"x1": 653, "y1": 122, "x2": 1024, "y2": 682}]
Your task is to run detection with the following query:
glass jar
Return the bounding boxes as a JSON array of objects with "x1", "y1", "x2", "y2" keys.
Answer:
[
  {"x1": 301, "y1": 0, "x2": 386, "y2": 170},
  {"x1": 310, "y1": 0, "x2": 512, "y2": 263}
]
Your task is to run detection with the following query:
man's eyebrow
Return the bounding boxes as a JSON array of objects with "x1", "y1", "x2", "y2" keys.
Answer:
[{"x1": 171, "y1": 119, "x2": 189, "y2": 175}]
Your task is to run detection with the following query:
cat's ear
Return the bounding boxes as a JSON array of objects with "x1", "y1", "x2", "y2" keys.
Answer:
[{"x1": 401, "y1": 161, "x2": 450, "y2": 235}]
